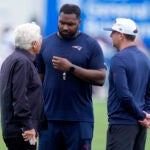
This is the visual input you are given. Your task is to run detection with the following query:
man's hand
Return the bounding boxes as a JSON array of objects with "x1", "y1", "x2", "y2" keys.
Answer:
[
  {"x1": 139, "y1": 111, "x2": 150, "y2": 128},
  {"x1": 52, "y1": 56, "x2": 72, "y2": 71},
  {"x1": 143, "y1": 111, "x2": 150, "y2": 119},
  {"x1": 22, "y1": 129, "x2": 36, "y2": 145}
]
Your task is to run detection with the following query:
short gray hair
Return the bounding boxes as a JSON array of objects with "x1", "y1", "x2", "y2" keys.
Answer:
[{"x1": 14, "y1": 22, "x2": 41, "y2": 50}]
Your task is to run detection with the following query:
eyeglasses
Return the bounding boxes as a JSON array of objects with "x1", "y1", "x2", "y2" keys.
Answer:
[{"x1": 112, "y1": 31, "x2": 120, "y2": 34}]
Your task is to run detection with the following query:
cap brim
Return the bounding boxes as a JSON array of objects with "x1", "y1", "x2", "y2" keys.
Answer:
[{"x1": 103, "y1": 27, "x2": 113, "y2": 31}]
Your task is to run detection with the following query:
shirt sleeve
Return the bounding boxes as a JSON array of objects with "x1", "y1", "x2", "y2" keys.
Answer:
[
  {"x1": 89, "y1": 40, "x2": 106, "y2": 70},
  {"x1": 111, "y1": 55, "x2": 145, "y2": 120},
  {"x1": 12, "y1": 60, "x2": 33, "y2": 131}
]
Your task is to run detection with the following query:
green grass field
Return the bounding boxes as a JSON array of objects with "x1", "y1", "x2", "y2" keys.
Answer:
[{"x1": 0, "y1": 100, "x2": 150, "y2": 150}]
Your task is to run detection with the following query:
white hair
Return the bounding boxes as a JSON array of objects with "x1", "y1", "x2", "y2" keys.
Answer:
[{"x1": 14, "y1": 22, "x2": 41, "y2": 50}]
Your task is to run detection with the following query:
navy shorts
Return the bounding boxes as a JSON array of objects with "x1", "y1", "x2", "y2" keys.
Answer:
[{"x1": 38, "y1": 121, "x2": 94, "y2": 150}]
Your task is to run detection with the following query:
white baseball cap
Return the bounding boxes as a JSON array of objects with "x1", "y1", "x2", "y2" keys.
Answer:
[{"x1": 103, "y1": 18, "x2": 138, "y2": 36}]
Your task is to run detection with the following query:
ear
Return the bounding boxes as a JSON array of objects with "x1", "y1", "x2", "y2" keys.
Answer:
[
  {"x1": 79, "y1": 19, "x2": 82, "y2": 25},
  {"x1": 32, "y1": 41, "x2": 37, "y2": 49},
  {"x1": 119, "y1": 33, "x2": 125, "y2": 40}
]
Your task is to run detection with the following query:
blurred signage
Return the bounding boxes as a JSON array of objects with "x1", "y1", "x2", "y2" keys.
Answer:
[{"x1": 45, "y1": 0, "x2": 150, "y2": 50}]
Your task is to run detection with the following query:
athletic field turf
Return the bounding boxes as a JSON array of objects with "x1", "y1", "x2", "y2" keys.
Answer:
[{"x1": 0, "y1": 100, "x2": 150, "y2": 150}]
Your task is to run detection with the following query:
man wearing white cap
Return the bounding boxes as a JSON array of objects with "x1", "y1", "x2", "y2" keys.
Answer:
[{"x1": 104, "y1": 18, "x2": 150, "y2": 150}]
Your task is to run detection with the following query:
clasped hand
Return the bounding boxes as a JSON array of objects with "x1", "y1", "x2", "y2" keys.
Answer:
[{"x1": 139, "y1": 111, "x2": 150, "y2": 128}]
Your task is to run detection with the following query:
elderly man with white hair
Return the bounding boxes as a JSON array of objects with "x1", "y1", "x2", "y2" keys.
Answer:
[{"x1": 0, "y1": 22, "x2": 47, "y2": 150}]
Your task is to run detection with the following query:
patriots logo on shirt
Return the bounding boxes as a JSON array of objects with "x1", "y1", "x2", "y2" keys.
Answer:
[{"x1": 72, "y1": 45, "x2": 82, "y2": 51}]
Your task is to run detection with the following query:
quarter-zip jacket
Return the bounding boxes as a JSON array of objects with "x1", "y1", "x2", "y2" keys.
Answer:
[{"x1": 0, "y1": 48, "x2": 46, "y2": 138}]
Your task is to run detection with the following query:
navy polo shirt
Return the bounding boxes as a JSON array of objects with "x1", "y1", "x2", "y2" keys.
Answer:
[{"x1": 36, "y1": 32, "x2": 106, "y2": 122}]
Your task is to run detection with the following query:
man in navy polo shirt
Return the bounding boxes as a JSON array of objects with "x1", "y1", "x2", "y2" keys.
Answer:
[
  {"x1": 104, "y1": 18, "x2": 150, "y2": 150},
  {"x1": 36, "y1": 3, "x2": 106, "y2": 150}
]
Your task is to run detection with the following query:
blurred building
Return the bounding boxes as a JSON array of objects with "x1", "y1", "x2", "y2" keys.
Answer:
[{"x1": 0, "y1": 0, "x2": 45, "y2": 68}]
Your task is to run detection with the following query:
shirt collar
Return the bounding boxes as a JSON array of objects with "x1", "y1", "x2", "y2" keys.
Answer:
[{"x1": 15, "y1": 48, "x2": 35, "y2": 62}]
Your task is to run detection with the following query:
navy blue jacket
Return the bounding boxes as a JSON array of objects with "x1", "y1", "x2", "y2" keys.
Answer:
[
  {"x1": 0, "y1": 49, "x2": 46, "y2": 138},
  {"x1": 108, "y1": 46, "x2": 150, "y2": 125}
]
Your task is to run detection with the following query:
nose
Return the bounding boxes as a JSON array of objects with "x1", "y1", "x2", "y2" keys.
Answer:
[{"x1": 63, "y1": 24, "x2": 69, "y2": 30}]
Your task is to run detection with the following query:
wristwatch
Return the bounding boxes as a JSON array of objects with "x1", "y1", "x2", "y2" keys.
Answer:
[{"x1": 69, "y1": 64, "x2": 76, "y2": 74}]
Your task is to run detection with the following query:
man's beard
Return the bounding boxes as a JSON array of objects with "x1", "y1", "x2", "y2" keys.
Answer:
[{"x1": 58, "y1": 28, "x2": 78, "y2": 40}]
